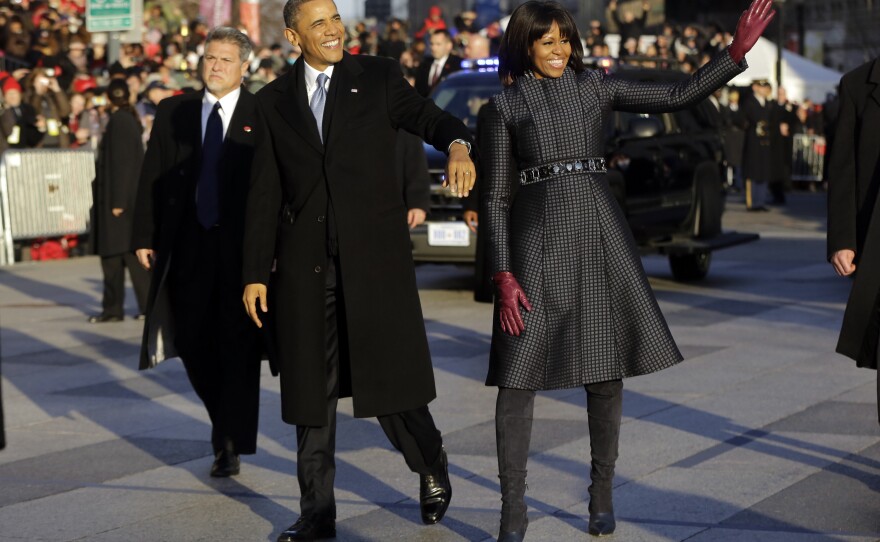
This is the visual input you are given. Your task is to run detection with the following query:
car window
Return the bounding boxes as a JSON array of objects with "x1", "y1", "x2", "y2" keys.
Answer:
[
  {"x1": 432, "y1": 80, "x2": 499, "y2": 131},
  {"x1": 616, "y1": 112, "x2": 665, "y2": 136}
]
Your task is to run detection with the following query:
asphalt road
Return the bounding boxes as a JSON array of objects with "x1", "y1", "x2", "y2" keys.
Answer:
[{"x1": 0, "y1": 191, "x2": 878, "y2": 541}]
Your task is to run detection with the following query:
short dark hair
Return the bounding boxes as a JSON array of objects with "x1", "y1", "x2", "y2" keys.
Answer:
[
  {"x1": 498, "y1": 1, "x2": 584, "y2": 85},
  {"x1": 205, "y1": 26, "x2": 253, "y2": 63},
  {"x1": 284, "y1": 0, "x2": 314, "y2": 29},
  {"x1": 431, "y1": 29, "x2": 452, "y2": 42}
]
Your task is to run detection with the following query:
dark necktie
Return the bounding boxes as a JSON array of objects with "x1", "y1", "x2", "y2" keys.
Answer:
[
  {"x1": 197, "y1": 101, "x2": 222, "y2": 228},
  {"x1": 310, "y1": 73, "x2": 328, "y2": 143}
]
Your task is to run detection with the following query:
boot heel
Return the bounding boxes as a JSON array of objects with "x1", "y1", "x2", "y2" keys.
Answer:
[{"x1": 588, "y1": 511, "x2": 616, "y2": 536}]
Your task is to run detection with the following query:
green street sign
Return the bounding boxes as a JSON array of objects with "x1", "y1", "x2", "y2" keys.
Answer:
[{"x1": 86, "y1": 0, "x2": 134, "y2": 32}]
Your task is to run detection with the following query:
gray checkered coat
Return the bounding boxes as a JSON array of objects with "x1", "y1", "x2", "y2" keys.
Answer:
[{"x1": 484, "y1": 51, "x2": 746, "y2": 390}]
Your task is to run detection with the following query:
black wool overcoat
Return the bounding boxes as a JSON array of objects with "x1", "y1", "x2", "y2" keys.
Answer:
[
  {"x1": 93, "y1": 110, "x2": 144, "y2": 256},
  {"x1": 827, "y1": 58, "x2": 880, "y2": 369},
  {"x1": 242, "y1": 53, "x2": 472, "y2": 426},
  {"x1": 737, "y1": 94, "x2": 773, "y2": 182},
  {"x1": 132, "y1": 89, "x2": 259, "y2": 369}
]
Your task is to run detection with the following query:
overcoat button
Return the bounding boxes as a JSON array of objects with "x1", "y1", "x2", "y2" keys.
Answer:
[
  {"x1": 314, "y1": 266, "x2": 322, "y2": 273},
  {"x1": 317, "y1": 215, "x2": 325, "y2": 223}
]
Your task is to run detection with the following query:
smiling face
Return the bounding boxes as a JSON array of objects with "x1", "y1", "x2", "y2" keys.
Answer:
[
  {"x1": 202, "y1": 40, "x2": 248, "y2": 98},
  {"x1": 529, "y1": 21, "x2": 571, "y2": 79},
  {"x1": 285, "y1": 0, "x2": 345, "y2": 72}
]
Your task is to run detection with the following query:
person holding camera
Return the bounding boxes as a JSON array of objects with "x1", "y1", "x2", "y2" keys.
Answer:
[{"x1": 23, "y1": 65, "x2": 71, "y2": 148}]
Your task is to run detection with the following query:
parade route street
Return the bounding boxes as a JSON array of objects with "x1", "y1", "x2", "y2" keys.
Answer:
[{"x1": 0, "y1": 192, "x2": 878, "y2": 542}]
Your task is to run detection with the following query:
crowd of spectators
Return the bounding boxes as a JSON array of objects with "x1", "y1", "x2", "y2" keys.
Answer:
[
  {"x1": 0, "y1": 0, "x2": 303, "y2": 153},
  {"x1": 0, "y1": 0, "x2": 833, "y2": 170}
]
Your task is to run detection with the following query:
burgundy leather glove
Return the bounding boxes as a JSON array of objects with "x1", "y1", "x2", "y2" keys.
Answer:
[
  {"x1": 728, "y1": 0, "x2": 776, "y2": 64},
  {"x1": 493, "y1": 271, "x2": 533, "y2": 337}
]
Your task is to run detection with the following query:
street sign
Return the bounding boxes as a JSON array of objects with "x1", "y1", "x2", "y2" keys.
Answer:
[{"x1": 86, "y1": 0, "x2": 134, "y2": 33}]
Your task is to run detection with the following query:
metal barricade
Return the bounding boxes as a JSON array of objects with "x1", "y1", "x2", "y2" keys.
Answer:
[
  {"x1": 791, "y1": 134, "x2": 826, "y2": 182},
  {"x1": 0, "y1": 149, "x2": 95, "y2": 265}
]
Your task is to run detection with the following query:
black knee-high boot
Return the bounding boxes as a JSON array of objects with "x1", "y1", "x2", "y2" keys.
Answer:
[
  {"x1": 585, "y1": 379, "x2": 623, "y2": 537},
  {"x1": 496, "y1": 388, "x2": 535, "y2": 541}
]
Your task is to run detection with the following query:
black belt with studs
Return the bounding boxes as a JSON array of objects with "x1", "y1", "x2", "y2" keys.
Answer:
[{"x1": 519, "y1": 158, "x2": 607, "y2": 186}]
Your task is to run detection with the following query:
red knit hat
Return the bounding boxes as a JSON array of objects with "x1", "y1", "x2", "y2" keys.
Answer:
[{"x1": 2, "y1": 77, "x2": 22, "y2": 94}]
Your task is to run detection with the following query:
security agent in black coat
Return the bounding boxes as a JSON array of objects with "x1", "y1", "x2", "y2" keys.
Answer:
[
  {"x1": 768, "y1": 88, "x2": 797, "y2": 205},
  {"x1": 736, "y1": 79, "x2": 773, "y2": 210},
  {"x1": 132, "y1": 28, "x2": 262, "y2": 478},
  {"x1": 827, "y1": 56, "x2": 880, "y2": 424},
  {"x1": 241, "y1": 1, "x2": 476, "y2": 539},
  {"x1": 89, "y1": 81, "x2": 150, "y2": 323},
  {"x1": 414, "y1": 29, "x2": 462, "y2": 97}
]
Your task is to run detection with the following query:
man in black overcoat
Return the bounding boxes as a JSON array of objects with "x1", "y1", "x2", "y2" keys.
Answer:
[
  {"x1": 827, "y1": 56, "x2": 880, "y2": 425},
  {"x1": 768, "y1": 86, "x2": 796, "y2": 205},
  {"x1": 737, "y1": 79, "x2": 773, "y2": 210},
  {"x1": 414, "y1": 29, "x2": 462, "y2": 97},
  {"x1": 241, "y1": 1, "x2": 476, "y2": 539},
  {"x1": 132, "y1": 27, "x2": 263, "y2": 477}
]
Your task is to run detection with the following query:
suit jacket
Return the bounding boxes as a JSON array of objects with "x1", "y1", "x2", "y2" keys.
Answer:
[
  {"x1": 132, "y1": 88, "x2": 259, "y2": 370},
  {"x1": 827, "y1": 58, "x2": 880, "y2": 368},
  {"x1": 242, "y1": 52, "x2": 472, "y2": 425},
  {"x1": 415, "y1": 54, "x2": 463, "y2": 97}
]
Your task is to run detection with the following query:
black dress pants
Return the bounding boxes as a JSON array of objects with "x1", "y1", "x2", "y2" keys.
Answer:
[
  {"x1": 99, "y1": 252, "x2": 150, "y2": 317},
  {"x1": 296, "y1": 256, "x2": 443, "y2": 519},
  {"x1": 169, "y1": 224, "x2": 262, "y2": 454}
]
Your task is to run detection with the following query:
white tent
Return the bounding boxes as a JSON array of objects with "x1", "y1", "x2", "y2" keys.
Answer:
[{"x1": 730, "y1": 37, "x2": 843, "y2": 103}]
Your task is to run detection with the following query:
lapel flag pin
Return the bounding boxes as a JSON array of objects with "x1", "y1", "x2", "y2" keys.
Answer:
[{"x1": 244, "y1": 125, "x2": 253, "y2": 132}]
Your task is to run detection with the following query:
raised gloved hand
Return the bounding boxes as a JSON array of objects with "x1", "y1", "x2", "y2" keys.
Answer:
[
  {"x1": 728, "y1": 0, "x2": 776, "y2": 64},
  {"x1": 493, "y1": 271, "x2": 533, "y2": 336}
]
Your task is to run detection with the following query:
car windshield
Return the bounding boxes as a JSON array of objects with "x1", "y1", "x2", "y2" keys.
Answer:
[{"x1": 431, "y1": 76, "x2": 501, "y2": 132}]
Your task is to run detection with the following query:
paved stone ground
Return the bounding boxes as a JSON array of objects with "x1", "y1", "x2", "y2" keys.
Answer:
[{"x1": 0, "y1": 192, "x2": 878, "y2": 542}]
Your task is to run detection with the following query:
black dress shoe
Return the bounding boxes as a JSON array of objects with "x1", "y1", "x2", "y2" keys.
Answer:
[
  {"x1": 276, "y1": 515, "x2": 336, "y2": 541},
  {"x1": 210, "y1": 449, "x2": 240, "y2": 477},
  {"x1": 588, "y1": 511, "x2": 616, "y2": 537},
  {"x1": 420, "y1": 447, "x2": 452, "y2": 524},
  {"x1": 87, "y1": 314, "x2": 123, "y2": 323}
]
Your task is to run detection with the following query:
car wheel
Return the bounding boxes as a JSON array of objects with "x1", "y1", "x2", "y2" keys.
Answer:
[
  {"x1": 669, "y1": 252, "x2": 711, "y2": 281},
  {"x1": 691, "y1": 164, "x2": 723, "y2": 239}
]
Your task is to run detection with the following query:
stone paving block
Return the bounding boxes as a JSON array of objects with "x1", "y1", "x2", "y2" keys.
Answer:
[
  {"x1": 54, "y1": 367, "x2": 192, "y2": 400},
  {"x1": 0, "y1": 437, "x2": 211, "y2": 507},
  {"x1": 687, "y1": 528, "x2": 878, "y2": 541},
  {"x1": 765, "y1": 401, "x2": 880, "y2": 435},
  {"x1": 832, "y1": 380, "x2": 880, "y2": 405},
  {"x1": 664, "y1": 298, "x2": 783, "y2": 328},
  {"x1": 720, "y1": 441, "x2": 880, "y2": 537},
  {"x1": 612, "y1": 467, "x2": 804, "y2": 526}
]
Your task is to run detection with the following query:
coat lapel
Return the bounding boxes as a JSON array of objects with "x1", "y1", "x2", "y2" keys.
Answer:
[
  {"x1": 275, "y1": 60, "x2": 324, "y2": 154},
  {"x1": 219, "y1": 88, "x2": 252, "y2": 171},
  {"x1": 324, "y1": 52, "x2": 364, "y2": 151}
]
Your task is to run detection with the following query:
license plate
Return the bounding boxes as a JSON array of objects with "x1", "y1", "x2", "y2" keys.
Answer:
[{"x1": 427, "y1": 222, "x2": 470, "y2": 247}]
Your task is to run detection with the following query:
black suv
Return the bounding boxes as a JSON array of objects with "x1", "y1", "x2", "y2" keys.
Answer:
[{"x1": 410, "y1": 62, "x2": 757, "y2": 283}]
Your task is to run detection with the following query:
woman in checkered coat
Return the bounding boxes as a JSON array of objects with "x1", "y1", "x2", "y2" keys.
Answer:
[{"x1": 483, "y1": 1, "x2": 774, "y2": 540}]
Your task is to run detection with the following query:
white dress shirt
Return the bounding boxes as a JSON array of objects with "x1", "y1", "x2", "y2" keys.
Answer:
[
  {"x1": 201, "y1": 86, "x2": 241, "y2": 143},
  {"x1": 304, "y1": 61, "x2": 334, "y2": 103}
]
